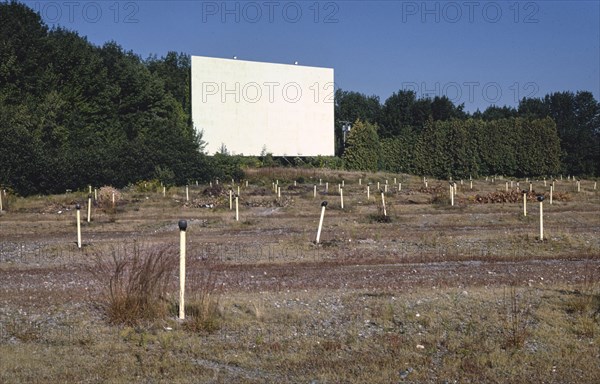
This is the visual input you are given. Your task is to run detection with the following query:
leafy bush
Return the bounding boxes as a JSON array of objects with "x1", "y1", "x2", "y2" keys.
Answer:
[
  {"x1": 207, "y1": 154, "x2": 246, "y2": 182},
  {"x1": 133, "y1": 179, "x2": 162, "y2": 193}
]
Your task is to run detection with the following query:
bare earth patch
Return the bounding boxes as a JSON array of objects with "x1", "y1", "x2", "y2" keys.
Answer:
[{"x1": 1, "y1": 172, "x2": 599, "y2": 383}]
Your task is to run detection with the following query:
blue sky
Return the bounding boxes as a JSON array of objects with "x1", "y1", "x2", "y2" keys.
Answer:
[{"x1": 22, "y1": 0, "x2": 600, "y2": 112}]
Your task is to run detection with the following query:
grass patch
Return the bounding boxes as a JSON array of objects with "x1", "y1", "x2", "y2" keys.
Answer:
[
  {"x1": 368, "y1": 213, "x2": 392, "y2": 223},
  {"x1": 566, "y1": 263, "x2": 600, "y2": 337},
  {"x1": 501, "y1": 285, "x2": 532, "y2": 349},
  {"x1": 90, "y1": 243, "x2": 177, "y2": 326},
  {"x1": 181, "y1": 259, "x2": 223, "y2": 333}
]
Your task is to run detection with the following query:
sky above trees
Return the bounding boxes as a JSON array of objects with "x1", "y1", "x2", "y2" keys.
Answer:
[{"x1": 20, "y1": 0, "x2": 600, "y2": 113}]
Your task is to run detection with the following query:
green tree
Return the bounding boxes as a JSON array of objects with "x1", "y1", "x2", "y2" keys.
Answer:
[
  {"x1": 146, "y1": 52, "x2": 192, "y2": 120},
  {"x1": 380, "y1": 132, "x2": 419, "y2": 174},
  {"x1": 0, "y1": 2, "x2": 214, "y2": 195},
  {"x1": 334, "y1": 89, "x2": 381, "y2": 156},
  {"x1": 477, "y1": 118, "x2": 518, "y2": 176},
  {"x1": 342, "y1": 120, "x2": 381, "y2": 171},
  {"x1": 430, "y1": 96, "x2": 467, "y2": 121},
  {"x1": 0, "y1": 1, "x2": 49, "y2": 102},
  {"x1": 0, "y1": 102, "x2": 44, "y2": 193},
  {"x1": 478, "y1": 105, "x2": 518, "y2": 121},
  {"x1": 519, "y1": 91, "x2": 599, "y2": 176},
  {"x1": 516, "y1": 117, "x2": 562, "y2": 176},
  {"x1": 379, "y1": 90, "x2": 417, "y2": 138},
  {"x1": 335, "y1": 89, "x2": 381, "y2": 124}
]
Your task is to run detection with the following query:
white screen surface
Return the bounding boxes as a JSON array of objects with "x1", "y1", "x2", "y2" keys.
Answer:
[{"x1": 191, "y1": 56, "x2": 334, "y2": 156}]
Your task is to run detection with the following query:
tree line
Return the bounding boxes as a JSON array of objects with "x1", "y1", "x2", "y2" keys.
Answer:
[
  {"x1": 343, "y1": 117, "x2": 562, "y2": 179},
  {"x1": 1, "y1": 1, "x2": 597, "y2": 196},
  {"x1": 0, "y1": 1, "x2": 219, "y2": 196},
  {"x1": 336, "y1": 89, "x2": 599, "y2": 178}
]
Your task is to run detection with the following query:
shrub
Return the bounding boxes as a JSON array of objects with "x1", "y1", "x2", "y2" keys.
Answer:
[
  {"x1": 97, "y1": 186, "x2": 121, "y2": 209},
  {"x1": 133, "y1": 179, "x2": 162, "y2": 193}
]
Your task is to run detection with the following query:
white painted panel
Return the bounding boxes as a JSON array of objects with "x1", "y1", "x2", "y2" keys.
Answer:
[{"x1": 191, "y1": 56, "x2": 334, "y2": 156}]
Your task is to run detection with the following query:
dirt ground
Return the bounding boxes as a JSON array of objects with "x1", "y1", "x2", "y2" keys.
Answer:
[{"x1": 1, "y1": 172, "x2": 599, "y2": 383}]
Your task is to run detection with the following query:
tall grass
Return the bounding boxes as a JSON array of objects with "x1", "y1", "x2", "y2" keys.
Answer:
[
  {"x1": 90, "y1": 243, "x2": 177, "y2": 326},
  {"x1": 182, "y1": 261, "x2": 222, "y2": 333},
  {"x1": 501, "y1": 285, "x2": 531, "y2": 349}
]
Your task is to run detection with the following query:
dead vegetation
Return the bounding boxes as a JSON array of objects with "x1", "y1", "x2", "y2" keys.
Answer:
[
  {"x1": 89, "y1": 244, "x2": 178, "y2": 326},
  {"x1": 472, "y1": 189, "x2": 571, "y2": 204}
]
